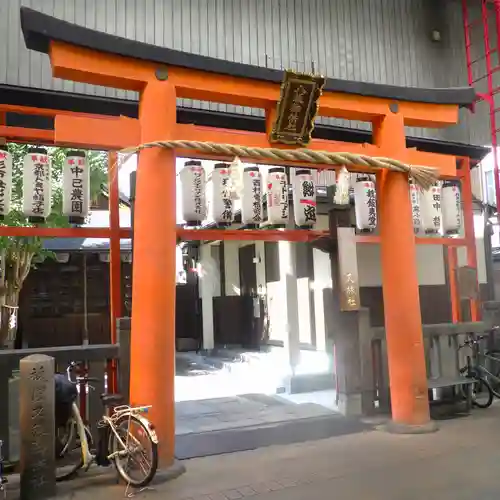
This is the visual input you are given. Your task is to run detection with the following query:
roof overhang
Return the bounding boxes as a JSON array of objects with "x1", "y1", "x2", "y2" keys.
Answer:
[{"x1": 20, "y1": 7, "x2": 476, "y2": 108}]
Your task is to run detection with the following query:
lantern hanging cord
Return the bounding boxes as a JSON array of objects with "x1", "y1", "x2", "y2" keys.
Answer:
[{"x1": 120, "y1": 140, "x2": 439, "y2": 190}]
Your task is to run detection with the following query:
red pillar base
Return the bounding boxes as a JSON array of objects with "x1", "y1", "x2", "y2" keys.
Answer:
[{"x1": 384, "y1": 420, "x2": 439, "y2": 434}]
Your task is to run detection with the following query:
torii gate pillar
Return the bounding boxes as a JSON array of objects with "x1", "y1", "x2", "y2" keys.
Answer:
[
  {"x1": 130, "y1": 79, "x2": 178, "y2": 462},
  {"x1": 375, "y1": 112, "x2": 430, "y2": 428}
]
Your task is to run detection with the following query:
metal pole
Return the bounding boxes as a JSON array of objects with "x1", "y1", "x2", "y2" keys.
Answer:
[{"x1": 83, "y1": 253, "x2": 88, "y2": 345}]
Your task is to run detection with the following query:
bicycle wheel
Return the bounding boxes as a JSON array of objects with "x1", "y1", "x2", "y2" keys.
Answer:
[
  {"x1": 109, "y1": 413, "x2": 158, "y2": 488},
  {"x1": 55, "y1": 405, "x2": 94, "y2": 482},
  {"x1": 485, "y1": 351, "x2": 500, "y2": 396},
  {"x1": 461, "y1": 377, "x2": 494, "y2": 409}
]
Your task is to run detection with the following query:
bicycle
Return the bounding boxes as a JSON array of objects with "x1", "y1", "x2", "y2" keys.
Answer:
[
  {"x1": 55, "y1": 362, "x2": 159, "y2": 487},
  {"x1": 458, "y1": 334, "x2": 494, "y2": 408},
  {"x1": 0, "y1": 440, "x2": 7, "y2": 499}
]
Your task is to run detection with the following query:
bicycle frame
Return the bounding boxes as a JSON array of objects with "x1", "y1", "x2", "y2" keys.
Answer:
[
  {"x1": 72, "y1": 402, "x2": 94, "y2": 470},
  {"x1": 74, "y1": 403, "x2": 158, "y2": 468}
]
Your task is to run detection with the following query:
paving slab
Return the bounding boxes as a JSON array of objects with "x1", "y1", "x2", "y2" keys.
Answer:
[{"x1": 176, "y1": 394, "x2": 338, "y2": 436}]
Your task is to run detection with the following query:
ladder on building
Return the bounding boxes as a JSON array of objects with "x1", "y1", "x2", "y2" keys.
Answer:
[{"x1": 462, "y1": 0, "x2": 500, "y2": 210}]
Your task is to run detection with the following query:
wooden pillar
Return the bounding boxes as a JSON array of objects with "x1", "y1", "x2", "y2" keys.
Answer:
[
  {"x1": 108, "y1": 151, "x2": 121, "y2": 393},
  {"x1": 374, "y1": 111, "x2": 430, "y2": 428},
  {"x1": 109, "y1": 150, "x2": 122, "y2": 342},
  {"x1": 461, "y1": 157, "x2": 479, "y2": 320},
  {"x1": 447, "y1": 246, "x2": 461, "y2": 323},
  {"x1": 130, "y1": 78, "x2": 177, "y2": 465}
]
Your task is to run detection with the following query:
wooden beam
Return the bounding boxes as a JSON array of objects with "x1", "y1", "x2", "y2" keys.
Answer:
[
  {"x1": 178, "y1": 229, "x2": 329, "y2": 242},
  {"x1": 174, "y1": 124, "x2": 457, "y2": 177},
  {"x1": 0, "y1": 226, "x2": 132, "y2": 238},
  {"x1": 355, "y1": 235, "x2": 468, "y2": 246},
  {"x1": 49, "y1": 41, "x2": 461, "y2": 128},
  {"x1": 0, "y1": 126, "x2": 54, "y2": 143},
  {"x1": 55, "y1": 115, "x2": 140, "y2": 150}
]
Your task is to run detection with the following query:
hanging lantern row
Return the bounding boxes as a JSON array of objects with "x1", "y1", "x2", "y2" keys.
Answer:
[
  {"x1": 0, "y1": 147, "x2": 90, "y2": 223},
  {"x1": 411, "y1": 180, "x2": 462, "y2": 235},
  {"x1": 179, "y1": 160, "x2": 463, "y2": 235},
  {"x1": 179, "y1": 160, "x2": 317, "y2": 228},
  {"x1": 331, "y1": 168, "x2": 461, "y2": 235}
]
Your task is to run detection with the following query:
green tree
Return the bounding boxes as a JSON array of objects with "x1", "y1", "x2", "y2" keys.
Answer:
[{"x1": 0, "y1": 143, "x2": 107, "y2": 347}]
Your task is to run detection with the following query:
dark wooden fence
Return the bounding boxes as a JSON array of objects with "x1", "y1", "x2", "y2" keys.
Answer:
[{"x1": 0, "y1": 326, "x2": 131, "y2": 463}]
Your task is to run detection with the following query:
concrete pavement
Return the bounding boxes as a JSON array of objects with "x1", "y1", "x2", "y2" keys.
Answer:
[{"x1": 8, "y1": 404, "x2": 500, "y2": 499}]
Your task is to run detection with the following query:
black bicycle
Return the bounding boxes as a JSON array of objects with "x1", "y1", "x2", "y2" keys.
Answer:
[{"x1": 458, "y1": 334, "x2": 494, "y2": 408}]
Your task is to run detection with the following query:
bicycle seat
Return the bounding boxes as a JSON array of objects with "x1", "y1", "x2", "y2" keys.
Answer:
[{"x1": 100, "y1": 393, "x2": 124, "y2": 406}]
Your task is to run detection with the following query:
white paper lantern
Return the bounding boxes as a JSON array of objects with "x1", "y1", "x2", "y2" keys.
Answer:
[
  {"x1": 442, "y1": 180, "x2": 462, "y2": 235},
  {"x1": 62, "y1": 151, "x2": 90, "y2": 224},
  {"x1": 293, "y1": 169, "x2": 316, "y2": 227},
  {"x1": 409, "y1": 180, "x2": 422, "y2": 234},
  {"x1": 209, "y1": 163, "x2": 233, "y2": 225},
  {"x1": 353, "y1": 176, "x2": 377, "y2": 231},
  {"x1": 420, "y1": 182, "x2": 442, "y2": 234},
  {"x1": 179, "y1": 160, "x2": 206, "y2": 225},
  {"x1": 22, "y1": 148, "x2": 51, "y2": 222},
  {"x1": 241, "y1": 166, "x2": 262, "y2": 226},
  {"x1": 266, "y1": 167, "x2": 289, "y2": 226},
  {"x1": 229, "y1": 156, "x2": 244, "y2": 200},
  {"x1": 0, "y1": 148, "x2": 13, "y2": 220},
  {"x1": 334, "y1": 166, "x2": 350, "y2": 205}
]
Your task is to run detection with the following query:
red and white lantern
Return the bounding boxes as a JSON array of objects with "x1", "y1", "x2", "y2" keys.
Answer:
[
  {"x1": 241, "y1": 166, "x2": 262, "y2": 226},
  {"x1": 63, "y1": 151, "x2": 90, "y2": 224},
  {"x1": 293, "y1": 169, "x2": 316, "y2": 227},
  {"x1": 179, "y1": 160, "x2": 206, "y2": 225},
  {"x1": 409, "y1": 180, "x2": 422, "y2": 234},
  {"x1": 22, "y1": 148, "x2": 52, "y2": 222},
  {"x1": 209, "y1": 163, "x2": 233, "y2": 224},
  {"x1": 420, "y1": 182, "x2": 442, "y2": 234},
  {"x1": 353, "y1": 175, "x2": 377, "y2": 231},
  {"x1": 0, "y1": 147, "x2": 13, "y2": 220},
  {"x1": 266, "y1": 167, "x2": 289, "y2": 226},
  {"x1": 442, "y1": 180, "x2": 462, "y2": 235}
]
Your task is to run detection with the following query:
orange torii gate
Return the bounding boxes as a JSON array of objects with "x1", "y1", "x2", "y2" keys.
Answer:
[{"x1": 17, "y1": 7, "x2": 478, "y2": 465}]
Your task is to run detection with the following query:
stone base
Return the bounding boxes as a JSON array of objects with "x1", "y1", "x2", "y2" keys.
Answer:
[
  {"x1": 336, "y1": 393, "x2": 363, "y2": 417},
  {"x1": 150, "y1": 460, "x2": 186, "y2": 485},
  {"x1": 383, "y1": 420, "x2": 439, "y2": 435}
]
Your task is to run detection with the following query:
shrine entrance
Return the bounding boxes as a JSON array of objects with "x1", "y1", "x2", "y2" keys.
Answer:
[{"x1": 10, "y1": 6, "x2": 480, "y2": 466}]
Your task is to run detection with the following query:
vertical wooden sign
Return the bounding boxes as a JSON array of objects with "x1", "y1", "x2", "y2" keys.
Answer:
[{"x1": 337, "y1": 227, "x2": 361, "y2": 311}]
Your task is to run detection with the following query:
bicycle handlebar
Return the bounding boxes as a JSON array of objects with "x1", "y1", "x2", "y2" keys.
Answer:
[
  {"x1": 77, "y1": 376, "x2": 100, "y2": 383},
  {"x1": 65, "y1": 362, "x2": 101, "y2": 384},
  {"x1": 458, "y1": 333, "x2": 490, "y2": 349}
]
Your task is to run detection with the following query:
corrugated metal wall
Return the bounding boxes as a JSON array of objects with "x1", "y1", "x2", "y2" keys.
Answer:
[{"x1": 0, "y1": 0, "x2": 491, "y2": 145}]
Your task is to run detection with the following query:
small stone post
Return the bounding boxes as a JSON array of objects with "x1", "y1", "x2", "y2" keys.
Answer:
[{"x1": 19, "y1": 354, "x2": 56, "y2": 500}]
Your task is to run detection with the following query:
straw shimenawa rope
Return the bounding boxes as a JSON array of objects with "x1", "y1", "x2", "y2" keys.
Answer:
[{"x1": 120, "y1": 140, "x2": 439, "y2": 189}]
